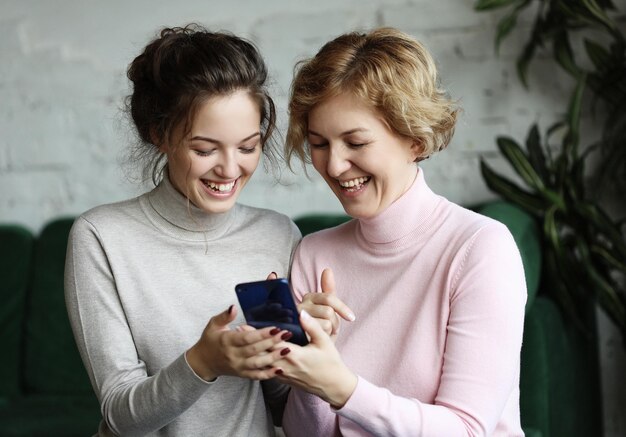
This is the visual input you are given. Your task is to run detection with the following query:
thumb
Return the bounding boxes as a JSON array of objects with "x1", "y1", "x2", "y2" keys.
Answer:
[
  {"x1": 208, "y1": 305, "x2": 237, "y2": 331},
  {"x1": 320, "y1": 268, "x2": 336, "y2": 295},
  {"x1": 267, "y1": 271, "x2": 278, "y2": 280},
  {"x1": 300, "y1": 309, "x2": 329, "y2": 345}
]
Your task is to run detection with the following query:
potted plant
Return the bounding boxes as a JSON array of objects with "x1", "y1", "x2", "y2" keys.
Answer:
[{"x1": 474, "y1": 0, "x2": 626, "y2": 345}]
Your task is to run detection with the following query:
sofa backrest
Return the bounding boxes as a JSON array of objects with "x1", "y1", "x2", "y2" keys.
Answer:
[
  {"x1": 294, "y1": 214, "x2": 352, "y2": 237},
  {"x1": 22, "y1": 217, "x2": 93, "y2": 395},
  {"x1": 0, "y1": 225, "x2": 34, "y2": 399}
]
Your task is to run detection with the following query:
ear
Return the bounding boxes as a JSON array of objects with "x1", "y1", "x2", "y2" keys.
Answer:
[
  {"x1": 408, "y1": 139, "x2": 422, "y2": 162},
  {"x1": 150, "y1": 127, "x2": 167, "y2": 153}
]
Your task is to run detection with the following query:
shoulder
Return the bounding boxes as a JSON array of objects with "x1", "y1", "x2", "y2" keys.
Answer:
[
  {"x1": 431, "y1": 199, "x2": 523, "y2": 282},
  {"x1": 438, "y1": 200, "x2": 513, "y2": 248},
  {"x1": 236, "y1": 204, "x2": 302, "y2": 240},
  {"x1": 444, "y1": 202, "x2": 523, "y2": 283},
  {"x1": 71, "y1": 196, "x2": 144, "y2": 239}
]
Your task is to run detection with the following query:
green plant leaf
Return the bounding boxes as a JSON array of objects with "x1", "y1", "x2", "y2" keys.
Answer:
[
  {"x1": 581, "y1": 0, "x2": 616, "y2": 31},
  {"x1": 574, "y1": 236, "x2": 626, "y2": 328},
  {"x1": 580, "y1": 205, "x2": 626, "y2": 258},
  {"x1": 587, "y1": 262, "x2": 626, "y2": 326},
  {"x1": 596, "y1": 111, "x2": 626, "y2": 193},
  {"x1": 475, "y1": 0, "x2": 520, "y2": 11},
  {"x1": 495, "y1": 10, "x2": 519, "y2": 54},
  {"x1": 554, "y1": 31, "x2": 581, "y2": 77},
  {"x1": 480, "y1": 159, "x2": 546, "y2": 215},
  {"x1": 585, "y1": 39, "x2": 611, "y2": 71},
  {"x1": 570, "y1": 154, "x2": 586, "y2": 197},
  {"x1": 517, "y1": 38, "x2": 537, "y2": 88},
  {"x1": 497, "y1": 137, "x2": 566, "y2": 209},
  {"x1": 543, "y1": 206, "x2": 560, "y2": 248},
  {"x1": 596, "y1": 0, "x2": 616, "y2": 10},
  {"x1": 591, "y1": 244, "x2": 626, "y2": 273},
  {"x1": 525, "y1": 124, "x2": 550, "y2": 183},
  {"x1": 494, "y1": 0, "x2": 532, "y2": 54},
  {"x1": 497, "y1": 137, "x2": 545, "y2": 188},
  {"x1": 564, "y1": 74, "x2": 587, "y2": 157},
  {"x1": 547, "y1": 121, "x2": 567, "y2": 138}
]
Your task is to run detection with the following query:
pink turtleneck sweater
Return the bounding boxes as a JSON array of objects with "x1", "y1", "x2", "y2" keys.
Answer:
[{"x1": 282, "y1": 169, "x2": 526, "y2": 436}]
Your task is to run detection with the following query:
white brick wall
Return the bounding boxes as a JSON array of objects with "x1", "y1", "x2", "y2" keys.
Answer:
[
  {"x1": 0, "y1": 0, "x2": 579, "y2": 231},
  {"x1": 1, "y1": 1, "x2": 624, "y2": 435}
]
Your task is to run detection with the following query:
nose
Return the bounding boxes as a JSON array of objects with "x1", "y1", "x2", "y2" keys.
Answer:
[
  {"x1": 215, "y1": 150, "x2": 239, "y2": 179},
  {"x1": 326, "y1": 144, "x2": 351, "y2": 178}
]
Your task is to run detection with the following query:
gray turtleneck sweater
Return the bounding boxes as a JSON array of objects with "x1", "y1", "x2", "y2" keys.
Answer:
[{"x1": 64, "y1": 176, "x2": 301, "y2": 436}]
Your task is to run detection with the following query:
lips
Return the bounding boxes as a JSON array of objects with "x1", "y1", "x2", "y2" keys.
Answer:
[
  {"x1": 201, "y1": 178, "x2": 238, "y2": 195},
  {"x1": 339, "y1": 176, "x2": 371, "y2": 192}
]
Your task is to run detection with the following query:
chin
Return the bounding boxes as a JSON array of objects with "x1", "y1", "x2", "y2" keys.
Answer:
[
  {"x1": 190, "y1": 193, "x2": 235, "y2": 214},
  {"x1": 340, "y1": 204, "x2": 372, "y2": 220}
]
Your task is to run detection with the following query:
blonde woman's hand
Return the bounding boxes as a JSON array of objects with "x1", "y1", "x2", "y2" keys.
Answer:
[
  {"x1": 273, "y1": 309, "x2": 358, "y2": 409},
  {"x1": 298, "y1": 268, "x2": 355, "y2": 339}
]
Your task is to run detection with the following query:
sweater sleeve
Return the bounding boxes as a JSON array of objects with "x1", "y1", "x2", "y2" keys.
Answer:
[
  {"x1": 285, "y1": 223, "x2": 526, "y2": 436},
  {"x1": 64, "y1": 216, "x2": 213, "y2": 435},
  {"x1": 336, "y1": 223, "x2": 526, "y2": 436},
  {"x1": 282, "y1": 241, "x2": 341, "y2": 436}
]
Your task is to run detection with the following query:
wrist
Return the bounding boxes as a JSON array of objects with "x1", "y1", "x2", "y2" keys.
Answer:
[
  {"x1": 326, "y1": 368, "x2": 358, "y2": 409},
  {"x1": 186, "y1": 343, "x2": 218, "y2": 382}
]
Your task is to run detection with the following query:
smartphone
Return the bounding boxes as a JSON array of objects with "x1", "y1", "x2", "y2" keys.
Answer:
[{"x1": 235, "y1": 278, "x2": 308, "y2": 346}]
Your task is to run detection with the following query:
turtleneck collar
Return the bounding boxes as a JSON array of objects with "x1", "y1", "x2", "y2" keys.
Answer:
[
  {"x1": 356, "y1": 167, "x2": 441, "y2": 247},
  {"x1": 145, "y1": 173, "x2": 237, "y2": 241}
]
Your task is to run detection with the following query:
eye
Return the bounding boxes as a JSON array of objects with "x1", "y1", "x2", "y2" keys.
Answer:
[
  {"x1": 308, "y1": 142, "x2": 328, "y2": 149},
  {"x1": 193, "y1": 149, "x2": 215, "y2": 157},
  {"x1": 239, "y1": 143, "x2": 259, "y2": 154},
  {"x1": 347, "y1": 142, "x2": 367, "y2": 149}
]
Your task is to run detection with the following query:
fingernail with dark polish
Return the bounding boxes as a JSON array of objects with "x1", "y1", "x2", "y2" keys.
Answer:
[
  {"x1": 280, "y1": 348, "x2": 291, "y2": 356},
  {"x1": 275, "y1": 369, "x2": 283, "y2": 375},
  {"x1": 271, "y1": 272, "x2": 277, "y2": 277},
  {"x1": 228, "y1": 305, "x2": 234, "y2": 315},
  {"x1": 270, "y1": 328, "x2": 281, "y2": 335},
  {"x1": 281, "y1": 331, "x2": 293, "y2": 340}
]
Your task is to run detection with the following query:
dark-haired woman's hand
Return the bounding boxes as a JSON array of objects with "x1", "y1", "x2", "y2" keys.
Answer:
[
  {"x1": 298, "y1": 268, "x2": 355, "y2": 339},
  {"x1": 185, "y1": 305, "x2": 291, "y2": 381}
]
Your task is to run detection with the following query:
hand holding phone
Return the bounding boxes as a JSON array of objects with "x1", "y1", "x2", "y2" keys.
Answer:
[{"x1": 235, "y1": 278, "x2": 309, "y2": 346}]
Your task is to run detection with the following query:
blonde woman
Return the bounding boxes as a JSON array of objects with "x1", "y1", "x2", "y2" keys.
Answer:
[{"x1": 274, "y1": 28, "x2": 526, "y2": 436}]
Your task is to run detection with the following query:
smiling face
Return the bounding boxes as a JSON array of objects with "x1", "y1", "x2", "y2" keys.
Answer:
[
  {"x1": 163, "y1": 89, "x2": 262, "y2": 214},
  {"x1": 308, "y1": 93, "x2": 420, "y2": 219}
]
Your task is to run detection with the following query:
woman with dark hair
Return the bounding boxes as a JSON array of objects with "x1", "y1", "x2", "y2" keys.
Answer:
[
  {"x1": 64, "y1": 24, "x2": 300, "y2": 436},
  {"x1": 275, "y1": 27, "x2": 526, "y2": 436}
]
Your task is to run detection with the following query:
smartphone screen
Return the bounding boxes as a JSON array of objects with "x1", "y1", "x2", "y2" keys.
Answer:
[{"x1": 235, "y1": 278, "x2": 308, "y2": 346}]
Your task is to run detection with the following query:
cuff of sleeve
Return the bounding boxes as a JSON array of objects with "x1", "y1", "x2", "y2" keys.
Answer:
[
  {"x1": 333, "y1": 375, "x2": 394, "y2": 426},
  {"x1": 332, "y1": 375, "x2": 368, "y2": 413},
  {"x1": 180, "y1": 352, "x2": 219, "y2": 387}
]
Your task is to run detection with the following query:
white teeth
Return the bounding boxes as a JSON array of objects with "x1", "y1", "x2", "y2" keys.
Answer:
[
  {"x1": 206, "y1": 181, "x2": 235, "y2": 192},
  {"x1": 339, "y1": 177, "x2": 370, "y2": 188}
]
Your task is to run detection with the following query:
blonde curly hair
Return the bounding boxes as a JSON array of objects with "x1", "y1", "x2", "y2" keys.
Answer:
[{"x1": 286, "y1": 27, "x2": 458, "y2": 166}]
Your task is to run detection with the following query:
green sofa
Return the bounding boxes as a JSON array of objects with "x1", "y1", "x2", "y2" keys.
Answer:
[
  {"x1": 0, "y1": 219, "x2": 101, "y2": 436},
  {"x1": 0, "y1": 201, "x2": 602, "y2": 436}
]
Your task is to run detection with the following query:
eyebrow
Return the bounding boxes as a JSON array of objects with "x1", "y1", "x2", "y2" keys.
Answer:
[
  {"x1": 190, "y1": 132, "x2": 261, "y2": 145},
  {"x1": 308, "y1": 128, "x2": 370, "y2": 137}
]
